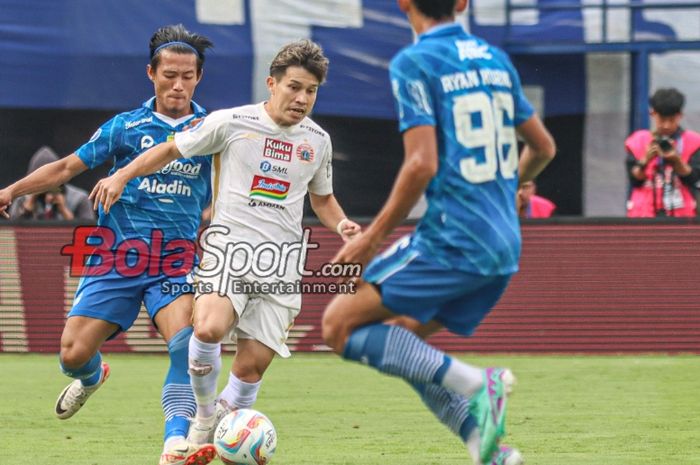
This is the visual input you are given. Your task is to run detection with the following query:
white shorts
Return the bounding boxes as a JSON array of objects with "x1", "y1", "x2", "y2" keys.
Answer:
[{"x1": 194, "y1": 267, "x2": 300, "y2": 358}]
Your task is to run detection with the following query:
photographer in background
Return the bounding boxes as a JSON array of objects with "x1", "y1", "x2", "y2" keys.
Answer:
[
  {"x1": 9, "y1": 146, "x2": 94, "y2": 220},
  {"x1": 626, "y1": 88, "x2": 700, "y2": 217}
]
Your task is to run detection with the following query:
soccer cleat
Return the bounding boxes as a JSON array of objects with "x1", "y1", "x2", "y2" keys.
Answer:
[
  {"x1": 55, "y1": 362, "x2": 111, "y2": 419},
  {"x1": 159, "y1": 440, "x2": 217, "y2": 465},
  {"x1": 469, "y1": 367, "x2": 516, "y2": 464},
  {"x1": 214, "y1": 398, "x2": 234, "y2": 428},
  {"x1": 489, "y1": 445, "x2": 523, "y2": 465},
  {"x1": 187, "y1": 414, "x2": 218, "y2": 446}
]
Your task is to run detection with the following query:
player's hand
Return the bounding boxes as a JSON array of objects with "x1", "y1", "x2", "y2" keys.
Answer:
[
  {"x1": 0, "y1": 188, "x2": 11, "y2": 218},
  {"x1": 337, "y1": 218, "x2": 361, "y2": 242},
  {"x1": 89, "y1": 173, "x2": 127, "y2": 214},
  {"x1": 331, "y1": 232, "x2": 380, "y2": 283}
]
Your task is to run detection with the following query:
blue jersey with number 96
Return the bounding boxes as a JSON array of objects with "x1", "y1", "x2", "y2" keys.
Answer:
[{"x1": 390, "y1": 23, "x2": 534, "y2": 275}]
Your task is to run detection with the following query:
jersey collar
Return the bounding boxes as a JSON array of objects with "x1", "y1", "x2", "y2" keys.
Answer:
[
  {"x1": 419, "y1": 22, "x2": 464, "y2": 41},
  {"x1": 142, "y1": 97, "x2": 206, "y2": 118}
]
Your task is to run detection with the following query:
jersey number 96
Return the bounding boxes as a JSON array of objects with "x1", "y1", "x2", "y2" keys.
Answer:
[{"x1": 453, "y1": 92, "x2": 518, "y2": 184}]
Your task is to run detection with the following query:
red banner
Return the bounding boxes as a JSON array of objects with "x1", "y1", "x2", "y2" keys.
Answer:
[{"x1": 1, "y1": 223, "x2": 699, "y2": 353}]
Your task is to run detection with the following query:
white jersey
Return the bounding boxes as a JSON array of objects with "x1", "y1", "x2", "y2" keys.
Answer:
[{"x1": 174, "y1": 102, "x2": 333, "y2": 300}]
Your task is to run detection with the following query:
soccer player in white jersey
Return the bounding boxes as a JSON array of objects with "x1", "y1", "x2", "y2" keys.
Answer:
[{"x1": 91, "y1": 39, "x2": 361, "y2": 445}]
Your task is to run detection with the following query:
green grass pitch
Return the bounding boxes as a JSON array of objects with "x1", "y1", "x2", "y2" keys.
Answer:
[{"x1": 2, "y1": 353, "x2": 699, "y2": 464}]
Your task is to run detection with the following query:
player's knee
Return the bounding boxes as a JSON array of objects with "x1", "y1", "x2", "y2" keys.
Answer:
[
  {"x1": 59, "y1": 342, "x2": 92, "y2": 369},
  {"x1": 193, "y1": 323, "x2": 226, "y2": 343},
  {"x1": 321, "y1": 311, "x2": 345, "y2": 354},
  {"x1": 232, "y1": 361, "x2": 263, "y2": 383}
]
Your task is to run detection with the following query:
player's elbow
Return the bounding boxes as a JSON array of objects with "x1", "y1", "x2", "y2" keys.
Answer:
[
  {"x1": 537, "y1": 135, "x2": 557, "y2": 161},
  {"x1": 406, "y1": 153, "x2": 437, "y2": 184}
]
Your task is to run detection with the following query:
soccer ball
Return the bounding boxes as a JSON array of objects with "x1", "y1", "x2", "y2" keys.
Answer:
[{"x1": 214, "y1": 408, "x2": 277, "y2": 465}]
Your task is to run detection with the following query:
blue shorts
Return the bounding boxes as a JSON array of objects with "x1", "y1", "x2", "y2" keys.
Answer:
[
  {"x1": 68, "y1": 271, "x2": 193, "y2": 337},
  {"x1": 364, "y1": 236, "x2": 512, "y2": 336}
]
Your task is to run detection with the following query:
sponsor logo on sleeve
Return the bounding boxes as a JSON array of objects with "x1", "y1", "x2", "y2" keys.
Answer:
[
  {"x1": 249, "y1": 175, "x2": 290, "y2": 200},
  {"x1": 263, "y1": 138, "x2": 293, "y2": 162},
  {"x1": 296, "y1": 143, "x2": 315, "y2": 163}
]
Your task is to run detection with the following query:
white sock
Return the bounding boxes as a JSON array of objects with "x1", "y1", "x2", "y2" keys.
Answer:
[
  {"x1": 218, "y1": 372, "x2": 262, "y2": 409},
  {"x1": 188, "y1": 335, "x2": 221, "y2": 418},
  {"x1": 441, "y1": 360, "x2": 484, "y2": 398},
  {"x1": 465, "y1": 428, "x2": 483, "y2": 465}
]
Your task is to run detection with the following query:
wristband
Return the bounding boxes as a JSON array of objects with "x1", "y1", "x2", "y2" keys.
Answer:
[{"x1": 336, "y1": 218, "x2": 350, "y2": 235}]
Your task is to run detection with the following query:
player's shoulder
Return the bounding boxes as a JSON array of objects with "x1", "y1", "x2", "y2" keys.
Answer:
[
  {"x1": 203, "y1": 103, "x2": 261, "y2": 126},
  {"x1": 298, "y1": 117, "x2": 330, "y2": 142},
  {"x1": 110, "y1": 105, "x2": 153, "y2": 132}
]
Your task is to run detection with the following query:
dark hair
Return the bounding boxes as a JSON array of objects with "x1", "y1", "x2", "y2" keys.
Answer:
[
  {"x1": 269, "y1": 40, "x2": 329, "y2": 84},
  {"x1": 412, "y1": 0, "x2": 458, "y2": 20},
  {"x1": 149, "y1": 24, "x2": 214, "y2": 73},
  {"x1": 649, "y1": 88, "x2": 685, "y2": 116}
]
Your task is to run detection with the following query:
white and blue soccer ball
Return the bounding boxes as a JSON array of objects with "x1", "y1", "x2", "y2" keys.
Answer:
[{"x1": 214, "y1": 408, "x2": 277, "y2": 465}]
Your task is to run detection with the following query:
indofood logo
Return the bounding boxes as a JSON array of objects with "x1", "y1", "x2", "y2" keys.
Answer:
[
  {"x1": 157, "y1": 160, "x2": 203, "y2": 178},
  {"x1": 249, "y1": 175, "x2": 290, "y2": 200}
]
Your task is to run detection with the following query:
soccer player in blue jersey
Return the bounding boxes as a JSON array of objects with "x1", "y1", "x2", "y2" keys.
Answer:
[
  {"x1": 322, "y1": 1, "x2": 556, "y2": 464},
  {"x1": 0, "y1": 24, "x2": 217, "y2": 465}
]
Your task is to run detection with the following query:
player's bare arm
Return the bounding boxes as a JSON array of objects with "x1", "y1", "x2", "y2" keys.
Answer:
[
  {"x1": 90, "y1": 140, "x2": 182, "y2": 214},
  {"x1": 516, "y1": 115, "x2": 557, "y2": 185},
  {"x1": 0, "y1": 154, "x2": 88, "y2": 218},
  {"x1": 308, "y1": 192, "x2": 361, "y2": 242},
  {"x1": 332, "y1": 125, "x2": 437, "y2": 268}
]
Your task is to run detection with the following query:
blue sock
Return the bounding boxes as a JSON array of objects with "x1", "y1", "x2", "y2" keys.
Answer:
[
  {"x1": 162, "y1": 326, "x2": 197, "y2": 442},
  {"x1": 411, "y1": 382, "x2": 477, "y2": 442},
  {"x1": 59, "y1": 352, "x2": 102, "y2": 387},
  {"x1": 343, "y1": 323, "x2": 452, "y2": 385}
]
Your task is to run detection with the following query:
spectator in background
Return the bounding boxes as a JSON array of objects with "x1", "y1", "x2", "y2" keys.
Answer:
[
  {"x1": 9, "y1": 146, "x2": 94, "y2": 220},
  {"x1": 626, "y1": 88, "x2": 700, "y2": 217},
  {"x1": 518, "y1": 180, "x2": 556, "y2": 218}
]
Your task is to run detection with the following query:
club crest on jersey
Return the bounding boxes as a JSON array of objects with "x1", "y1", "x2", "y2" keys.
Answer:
[
  {"x1": 296, "y1": 143, "x2": 315, "y2": 163},
  {"x1": 263, "y1": 138, "x2": 293, "y2": 162},
  {"x1": 249, "y1": 175, "x2": 290, "y2": 200}
]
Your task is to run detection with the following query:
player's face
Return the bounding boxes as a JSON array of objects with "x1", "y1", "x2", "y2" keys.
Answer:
[
  {"x1": 650, "y1": 110, "x2": 682, "y2": 137},
  {"x1": 147, "y1": 50, "x2": 202, "y2": 119},
  {"x1": 265, "y1": 66, "x2": 320, "y2": 127}
]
